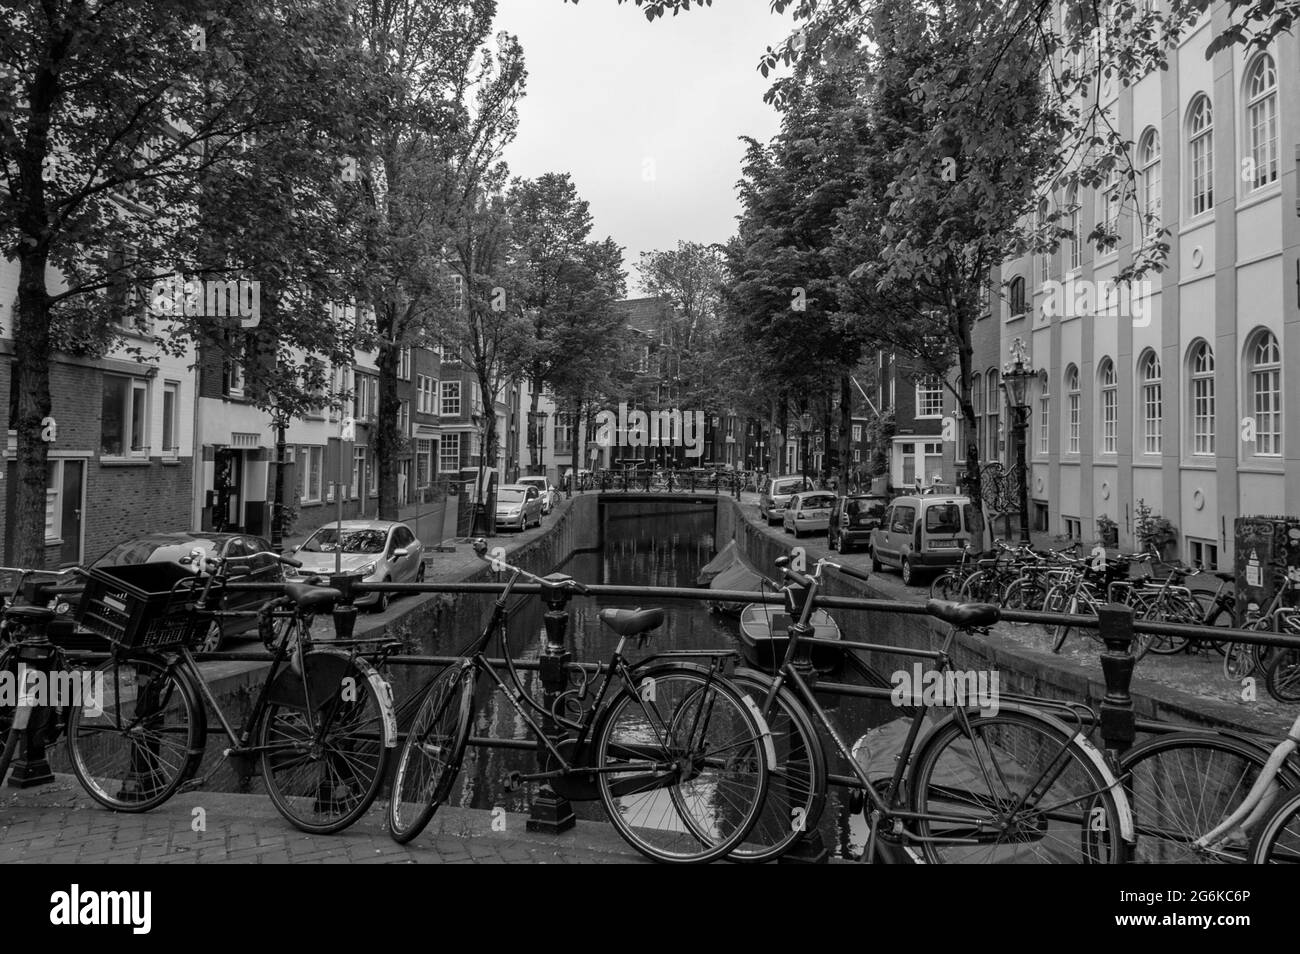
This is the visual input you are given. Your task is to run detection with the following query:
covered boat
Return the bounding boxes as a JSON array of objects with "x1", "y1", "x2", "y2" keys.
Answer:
[
  {"x1": 697, "y1": 540, "x2": 772, "y2": 615},
  {"x1": 737, "y1": 602, "x2": 843, "y2": 675}
]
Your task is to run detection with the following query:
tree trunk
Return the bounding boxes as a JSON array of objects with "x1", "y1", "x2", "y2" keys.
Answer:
[
  {"x1": 479, "y1": 370, "x2": 498, "y2": 468},
  {"x1": 571, "y1": 398, "x2": 583, "y2": 489},
  {"x1": 375, "y1": 302, "x2": 401, "y2": 520},
  {"x1": 528, "y1": 379, "x2": 541, "y2": 476},
  {"x1": 955, "y1": 315, "x2": 986, "y2": 551},
  {"x1": 838, "y1": 374, "x2": 852, "y2": 493},
  {"x1": 11, "y1": 246, "x2": 54, "y2": 568}
]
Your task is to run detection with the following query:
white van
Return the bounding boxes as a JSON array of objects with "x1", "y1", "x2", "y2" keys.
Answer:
[{"x1": 868, "y1": 495, "x2": 978, "y2": 586}]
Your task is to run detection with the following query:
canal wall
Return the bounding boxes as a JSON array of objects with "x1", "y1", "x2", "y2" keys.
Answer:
[{"x1": 714, "y1": 496, "x2": 1283, "y2": 738}]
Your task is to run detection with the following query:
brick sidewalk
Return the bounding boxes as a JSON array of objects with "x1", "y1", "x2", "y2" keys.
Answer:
[{"x1": 0, "y1": 777, "x2": 645, "y2": 864}]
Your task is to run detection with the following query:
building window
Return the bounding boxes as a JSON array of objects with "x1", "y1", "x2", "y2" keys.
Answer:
[
  {"x1": 440, "y1": 380, "x2": 461, "y2": 416},
  {"x1": 1248, "y1": 329, "x2": 1282, "y2": 457},
  {"x1": 101, "y1": 375, "x2": 149, "y2": 457},
  {"x1": 397, "y1": 347, "x2": 411, "y2": 381},
  {"x1": 1099, "y1": 357, "x2": 1118, "y2": 454},
  {"x1": 972, "y1": 371, "x2": 983, "y2": 458},
  {"x1": 1187, "y1": 94, "x2": 1214, "y2": 216},
  {"x1": 985, "y1": 369, "x2": 1001, "y2": 463},
  {"x1": 398, "y1": 400, "x2": 410, "y2": 436},
  {"x1": 449, "y1": 273, "x2": 465, "y2": 311},
  {"x1": 1100, "y1": 167, "x2": 1121, "y2": 238},
  {"x1": 1188, "y1": 538, "x2": 1219, "y2": 571},
  {"x1": 1038, "y1": 386, "x2": 1049, "y2": 456},
  {"x1": 1138, "y1": 127, "x2": 1161, "y2": 244},
  {"x1": 1140, "y1": 351, "x2": 1162, "y2": 455},
  {"x1": 161, "y1": 381, "x2": 179, "y2": 457},
  {"x1": 416, "y1": 439, "x2": 433, "y2": 487},
  {"x1": 1245, "y1": 55, "x2": 1278, "y2": 191},
  {"x1": 301, "y1": 445, "x2": 323, "y2": 503},
  {"x1": 915, "y1": 375, "x2": 943, "y2": 418},
  {"x1": 352, "y1": 447, "x2": 365, "y2": 499},
  {"x1": 1063, "y1": 516, "x2": 1082, "y2": 540},
  {"x1": 353, "y1": 373, "x2": 378, "y2": 420},
  {"x1": 416, "y1": 374, "x2": 436, "y2": 414},
  {"x1": 1065, "y1": 365, "x2": 1080, "y2": 455},
  {"x1": 1037, "y1": 198, "x2": 1050, "y2": 285},
  {"x1": 1066, "y1": 183, "x2": 1081, "y2": 270},
  {"x1": 1190, "y1": 340, "x2": 1216, "y2": 456},
  {"x1": 851, "y1": 423, "x2": 862, "y2": 442},
  {"x1": 438, "y1": 432, "x2": 461, "y2": 472},
  {"x1": 1008, "y1": 276, "x2": 1026, "y2": 316}
]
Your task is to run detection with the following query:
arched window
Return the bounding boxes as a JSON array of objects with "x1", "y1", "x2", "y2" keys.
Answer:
[
  {"x1": 1101, "y1": 166, "x2": 1121, "y2": 237},
  {"x1": 1187, "y1": 95, "x2": 1214, "y2": 216},
  {"x1": 972, "y1": 371, "x2": 983, "y2": 456},
  {"x1": 1138, "y1": 127, "x2": 1160, "y2": 244},
  {"x1": 1245, "y1": 55, "x2": 1278, "y2": 190},
  {"x1": 1065, "y1": 365, "x2": 1080, "y2": 454},
  {"x1": 1036, "y1": 199, "x2": 1051, "y2": 285},
  {"x1": 1140, "y1": 350, "x2": 1162, "y2": 454},
  {"x1": 1099, "y1": 358, "x2": 1118, "y2": 454},
  {"x1": 1008, "y1": 276, "x2": 1026, "y2": 316},
  {"x1": 1189, "y1": 340, "x2": 1215, "y2": 456},
  {"x1": 986, "y1": 369, "x2": 1001, "y2": 463},
  {"x1": 1038, "y1": 378, "x2": 1049, "y2": 456},
  {"x1": 1248, "y1": 330, "x2": 1282, "y2": 456},
  {"x1": 1066, "y1": 183, "x2": 1081, "y2": 269}
]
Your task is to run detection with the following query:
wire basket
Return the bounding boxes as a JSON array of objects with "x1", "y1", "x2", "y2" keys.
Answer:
[{"x1": 76, "y1": 563, "x2": 203, "y2": 650}]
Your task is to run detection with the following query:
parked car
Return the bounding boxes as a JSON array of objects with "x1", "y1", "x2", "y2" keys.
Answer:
[
  {"x1": 495, "y1": 484, "x2": 544, "y2": 531},
  {"x1": 290, "y1": 520, "x2": 425, "y2": 613},
  {"x1": 828, "y1": 494, "x2": 890, "y2": 553},
  {"x1": 71, "y1": 531, "x2": 287, "y2": 652},
  {"x1": 759, "y1": 474, "x2": 814, "y2": 525},
  {"x1": 868, "y1": 495, "x2": 977, "y2": 586},
  {"x1": 782, "y1": 491, "x2": 837, "y2": 537},
  {"x1": 516, "y1": 476, "x2": 556, "y2": 514}
]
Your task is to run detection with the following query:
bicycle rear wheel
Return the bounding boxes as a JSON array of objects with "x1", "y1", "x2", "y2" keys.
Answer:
[
  {"x1": 1002, "y1": 578, "x2": 1047, "y2": 623},
  {"x1": 387, "y1": 663, "x2": 475, "y2": 844},
  {"x1": 259, "y1": 651, "x2": 393, "y2": 834},
  {"x1": 67, "y1": 655, "x2": 204, "y2": 812},
  {"x1": 1265, "y1": 649, "x2": 1300, "y2": 703},
  {"x1": 1248, "y1": 788, "x2": 1300, "y2": 863},
  {"x1": 1223, "y1": 642, "x2": 1259, "y2": 680},
  {"x1": 595, "y1": 666, "x2": 769, "y2": 863},
  {"x1": 1119, "y1": 732, "x2": 1295, "y2": 863},
  {"x1": 727, "y1": 670, "x2": 826, "y2": 863},
  {"x1": 909, "y1": 709, "x2": 1126, "y2": 863},
  {"x1": 929, "y1": 573, "x2": 962, "y2": 602},
  {"x1": 959, "y1": 570, "x2": 1001, "y2": 605}
]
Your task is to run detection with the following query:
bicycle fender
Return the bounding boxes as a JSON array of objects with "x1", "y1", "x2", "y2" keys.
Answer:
[
  {"x1": 920, "y1": 701, "x2": 1135, "y2": 845},
  {"x1": 351, "y1": 655, "x2": 397, "y2": 749},
  {"x1": 266, "y1": 651, "x2": 397, "y2": 749}
]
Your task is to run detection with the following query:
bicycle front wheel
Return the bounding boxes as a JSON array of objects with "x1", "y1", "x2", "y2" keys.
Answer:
[
  {"x1": 1248, "y1": 788, "x2": 1300, "y2": 863},
  {"x1": 387, "y1": 663, "x2": 475, "y2": 844},
  {"x1": 1119, "y1": 732, "x2": 1294, "y2": 863},
  {"x1": 259, "y1": 652, "x2": 393, "y2": 834},
  {"x1": 67, "y1": 655, "x2": 204, "y2": 812},
  {"x1": 929, "y1": 573, "x2": 961, "y2": 602},
  {"x1": 1002, "y1": 578, "x2": 1047, "y2": 623},
  {"x1": 1265, "y1": 649, "x2": 1300, "y2": 703},
  {"x1": 909, "y1": 709, "x2": 1127, "y2": 863},
  {"x1": 595, "y1": 666, "x2": 769, "y2": 863}
]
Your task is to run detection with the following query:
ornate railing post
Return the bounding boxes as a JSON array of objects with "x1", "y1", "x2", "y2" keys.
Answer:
[
  {"x1": 529, "y1": 573, "x2": 577, "y2": 833},
  {"x1": 1097, "y1": 603, "x2": 1137, "y2": 760}
]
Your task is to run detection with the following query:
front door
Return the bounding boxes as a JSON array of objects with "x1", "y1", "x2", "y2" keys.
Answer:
[
  {"x1": 214, "y1": 449, "x2": 242, "y2": 532},
  {"x1": 59, "y1": 460, "x2": 84, "y2": 566}
]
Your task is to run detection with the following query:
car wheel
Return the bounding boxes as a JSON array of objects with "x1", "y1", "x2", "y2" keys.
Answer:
[
  {"x1": 870, "y1": 545, "x2": 881, "y2": 572},
  {"x1": 901, "y1": 558, "x2": 915, "y2": 587},
  {"x1": 373, "y1": 582, "x2": 390, "y2": 614},
  {"x1": 519, "y1": 515, "x2": 526, "y2": 532},
  {"x1": 199, "y1": 619, "x2": 224, "y2": 654},
  {"x1": 416, "y1": 562, "x2": 426, "y2": 583},
  {"x1": 828, "y1": 531, "x2": 837, "y2": 552}
]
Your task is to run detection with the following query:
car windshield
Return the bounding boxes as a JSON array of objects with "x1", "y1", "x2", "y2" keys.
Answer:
[
  {"x1": 93, "y1": 538, "x2": 213, "y2": 566},
  {"x1": 774, "y1": 481, "x2": 803, "y2": 494},
  {"x1": 498, "y1": 489, "x2": 525, "y2": 503},
  {"x1": 301, "y1": 528, "x2": 387, "y2": 554},
  {"x1": 925, "y1": 505, "x2": 962, "y2": 534},
  {"x1": 803, "y1": 495, "x2": 834, "y2": 508}
]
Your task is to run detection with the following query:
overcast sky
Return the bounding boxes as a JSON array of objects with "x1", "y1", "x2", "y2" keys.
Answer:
[{"x1": 493, "y1": 0, "x2": 789, "y2": 294}]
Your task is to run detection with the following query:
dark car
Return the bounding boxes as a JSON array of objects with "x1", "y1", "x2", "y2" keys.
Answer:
[
  {"x1": 828, "y1": 494, "x2": 889, "y2": 553},
  {"x1": 68, "y1": 532, "x2": 286, "y2": 652}
]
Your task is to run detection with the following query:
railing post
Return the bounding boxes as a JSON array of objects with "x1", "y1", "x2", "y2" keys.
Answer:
[
  {"x1": 1097, "y1": 602, "x2": 1136, "y2": 759},
  {"x1": 6, "y1": 636, "x2": 57, "y2": 788},
  {"x1": 329, "y1": 572, "x2": 360, "y2": 641},
  {"x1": 529, "y1": 574, "x2": 577, "y2": 833}
]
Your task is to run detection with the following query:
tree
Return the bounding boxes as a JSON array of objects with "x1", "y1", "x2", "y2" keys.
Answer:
[{"x1": 0, "y1": 0, "x2": 382, "y2": 565}]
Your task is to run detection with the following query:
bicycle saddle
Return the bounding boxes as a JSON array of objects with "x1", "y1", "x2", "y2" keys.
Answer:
[
  {"x1": 4, "y1": 605, "x2": 56, "y2": 625},
  {"x1": 284, "y1": 583, "x2": 341, "y2": 613},
  {"x1": 925, "y1": 599, "x2": 999, "y2": 628},
  {"x1": 599, "y1": 607, "x2": 665, "y2": 637}
]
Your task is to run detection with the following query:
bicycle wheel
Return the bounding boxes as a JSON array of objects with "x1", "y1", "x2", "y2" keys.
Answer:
[
  {"x1": 1223, "y1": 642, "x2": 1259, "y2": 680},
  {"x1": 1002, "y1": 578, "x2": 1047, "y2": 623},
  {"x1": 1265, "y1": 649, "x2": 1300, "y2": 703},
  {"x1": 259, "y1": 651, "x2": 393, "y2": 834},
  {"x1": 1137, "y1": 597, "x2": 1193, "y2": 655},
  {"x1": 595, "y1": 665, "x2": 769, "y2": 863},
  {"x1": 1049, "y1": 588, "x2": 1083, "y2": 653},
  {"x1": 1119, "y1": 732, "x2": 1296, "y2": 863},
  {"x1": 727, "y1": 670, "x2": 826, "y2": 863},
  {"x1": 929, "y1": 573, "x2": 962, "y2": 602},
  {"x1": 67, "y1": 655, "x2": 204, "y2": 812},
  {"x1": 959, "y1": 570, "x2": 1000, "y2": 604},
  {"x1": 387, "y1": 663, "x2": 475, "y2": 844},
  {"x1": 1247, "y1": 788, "x2": 1300, "y2": 863},
  {"x1": 909, "y1": 708, "x2": 1126, "y2": 863}
]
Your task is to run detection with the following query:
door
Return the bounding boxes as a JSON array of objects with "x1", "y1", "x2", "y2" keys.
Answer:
[
  {"x1": 390, "y1": 526, "x2": 418, "y2": 581},
  {"x1": 214, "y1": 449, "x2": 242, "y2": 532},
  {"x1": 59, "y1": 460, "x2": 84, "y2": 566}
]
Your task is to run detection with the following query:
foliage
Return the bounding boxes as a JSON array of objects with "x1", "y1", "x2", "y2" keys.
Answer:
[{"x1": 1134, "y1": 498, "x2": 1178, "y2": 558}]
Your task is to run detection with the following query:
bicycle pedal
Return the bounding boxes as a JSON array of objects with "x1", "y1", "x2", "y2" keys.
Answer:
[{"x1": 502, "y1": 770, "x2": 524, "y2": 793}]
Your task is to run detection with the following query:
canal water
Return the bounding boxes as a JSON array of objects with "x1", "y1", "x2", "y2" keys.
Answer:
[{"x1": 426, "y1": 500, "x2": 885, "y2": 858}]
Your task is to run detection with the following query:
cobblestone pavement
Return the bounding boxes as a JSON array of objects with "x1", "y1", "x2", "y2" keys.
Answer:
[{"x1": 0, "y1": 777, "x2": 646, "y2": 864}]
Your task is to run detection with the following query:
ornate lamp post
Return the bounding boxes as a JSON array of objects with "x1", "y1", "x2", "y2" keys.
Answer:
[
  {"x1": 1000, "y1": 337, "x2": 1034, "y2": 544},
  {"x1": 799, "y1": 411, "x2": 812, "y2": 487},
  {"x1": 527, "y1": 407, "x2": 547, "y2": 477}
]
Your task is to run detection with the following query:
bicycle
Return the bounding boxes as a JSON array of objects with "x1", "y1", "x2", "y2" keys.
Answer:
[
  {"x1": 66, "y1": 551, "x2": 400, "y2": 834},
  {"x1": 386, "y1": 540, "x2": 771, "y2": 863},
  {"x1": 0, "y1": 566, "x2": 84, "y2": 786},
  {"x1": 1262, "y1": 611, "x2": 1300, "y2": 703},
  {"x1": 732, "y1": 554, "x2": 1133, "y2": 863},
  {"x1": 1045, "y1": 551, "x2": 1149, "y2": 656},
  {"x1": 1222, "y1": 573, "x2": 1297, "y2": 681}
]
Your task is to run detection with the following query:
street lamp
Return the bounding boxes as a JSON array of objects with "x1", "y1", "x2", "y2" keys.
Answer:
[
  {"x1": 527, "y1": 408, "x2": 547, "y2": 477},
  {"x1": 799, "y1": 411, "x2": 812, "y2": 487},
  {"x1": 1000, "y1": 337, "x2": 1034, "y2": 544}
]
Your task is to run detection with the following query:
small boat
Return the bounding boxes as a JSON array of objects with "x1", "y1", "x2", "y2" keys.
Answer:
[
  {"x1": 737, "y1": 602, "x2": 843, "y2": 675},
  {"x1": 698, "y1": 540, "x2": 773, "y2": 615}
]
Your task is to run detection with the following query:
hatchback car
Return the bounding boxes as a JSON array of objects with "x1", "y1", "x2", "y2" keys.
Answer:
[
  {"x1": 759, "y1": 475, "x2": 814, "y2": 525},
  {"x1": 74, "y1": 532, "x2": 287, "y2": 652},
  {"x1": 290, "y1": 520, "x2": 425, "y2": 613},
  {"x1": 828, "y1": 494, "x2": 890, "y2": 553},
  {"x1": 782, "y1": 491, "x2": 837, "y2": 537},
  {"x1": 868, "y1": 495, "x2": 977, "y2": 586},
  {"x1": 515, "y1": 476, "x2": 555, "y2": 514},
  {"x1": 495, "y1": 484, "x2": 543, "y2": 531}
]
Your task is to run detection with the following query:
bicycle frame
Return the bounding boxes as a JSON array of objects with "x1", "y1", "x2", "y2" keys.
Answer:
[{"x1": 1195, "y1": 711, "x2": 1300, "y2": 852}]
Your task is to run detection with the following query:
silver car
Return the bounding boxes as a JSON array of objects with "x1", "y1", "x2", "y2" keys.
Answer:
[
  {"x1": 515, "y1": 476, "x2": 555, "y2": 514},
  {"x1": 288, "y1": 520, "x2": 425, "y2": 613},
  {"x1": 496, "y1": 484, "x2": 543, "y2": 530},
  {"x1": 783, "y1": 491, "x2": 837, "y2": 537}
]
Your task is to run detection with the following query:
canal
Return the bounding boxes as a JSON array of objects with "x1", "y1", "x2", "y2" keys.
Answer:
[{"x1": 421, "y1": 499, "x2": 886, "y2": 858}]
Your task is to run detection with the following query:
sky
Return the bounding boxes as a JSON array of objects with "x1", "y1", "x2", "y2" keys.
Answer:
[{"x1": 492, "y1": 0, "x2": 789, "y2": 294}]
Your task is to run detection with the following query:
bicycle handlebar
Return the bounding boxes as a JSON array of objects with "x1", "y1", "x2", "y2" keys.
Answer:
[{"x1": 471, "y1": 538, "x2": 589, "y2": 594}]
